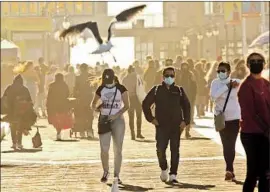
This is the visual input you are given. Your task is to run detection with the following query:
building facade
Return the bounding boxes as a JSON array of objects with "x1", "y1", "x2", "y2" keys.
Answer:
[{"x1": 1, "y1": 2, "x2": 269, "y2": 64}]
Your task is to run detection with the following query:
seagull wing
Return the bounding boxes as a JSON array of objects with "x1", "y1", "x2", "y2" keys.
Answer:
[
  {"x1": 59, "y1": 21, "x2": 103, "y2": 45},
  {"x1": 107, "y1": 4, "x2": 146, "y2": 42}
]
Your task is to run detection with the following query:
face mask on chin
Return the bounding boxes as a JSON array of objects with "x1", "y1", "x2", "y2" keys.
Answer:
[
  {"x1": 106, "y1": 83, "x2": 115, "y2": 88},
  {"x1": 164, "y1": 77, "x2": 175, "y2": 85}
]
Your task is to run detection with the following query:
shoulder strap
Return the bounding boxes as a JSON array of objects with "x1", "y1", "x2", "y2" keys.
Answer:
[
  {"x1": 178, "y1": 86, "x2": 183, "y2": 97},
  {"x1": 154, "y1": 85, "x2": 160, "y2": 96},
  {"x1": 222, "y1": 81, "x2": 233, "y2": 112},
  {"x1": 108, "y1": 87, "x2": 118, "y2": 115}
]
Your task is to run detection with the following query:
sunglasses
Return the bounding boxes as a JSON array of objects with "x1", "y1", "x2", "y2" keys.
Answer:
[
  {"x1": 249, "y1": 59, "x2": 264, "y2": 65},
  {"x1": 217, "y1": 69, "x2": 227, "y2": 73},
  {"x1": 164, "y1": 74, "x2": 175, "y2": 78}
]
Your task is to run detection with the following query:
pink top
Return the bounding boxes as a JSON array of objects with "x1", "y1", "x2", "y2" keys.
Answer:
[{"x1": 238, "y1": 75, "x2": 270, "y2": 134}]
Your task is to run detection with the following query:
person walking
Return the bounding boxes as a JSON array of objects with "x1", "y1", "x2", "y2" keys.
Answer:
[
  {"x1": 65, "y1": 66, "x2": 76, "y2": 96},
  {"x1": 176, "y1": 62, "x2": 197, "y2": 138},
  {"x1": 142, "y1": 67, "x2": 191, "y2": 183},
  {"x1": 122, "y1": 65, "x2": 144, "y2": 140},
  {"x1": 231, "y1": 59, "x2": 248, "y2": 80},
  {"x1": 73, "y1": 64, "x2": 95, "y2": 138},
  {"x1": 210, "y1": 62, "x2": 241, "y2": 181},
  {"x1": 46, "y1": 73, "x2": 71, "y2": 140},
  {"x1": 91, "y1": 69, "x2": 129, "y2": 184},
  {"x1": 2, "y1": 75, "x2": 36, "y2": 149},
  {"x1": 144, "y1": 60, "x2": 157, "y2": 92},
  {"x1": 238, "y1": 52, "x2": 270, "y2": 192},
  {"x1": 194, "y1": 62, "x2": 207, "y2": 117}
]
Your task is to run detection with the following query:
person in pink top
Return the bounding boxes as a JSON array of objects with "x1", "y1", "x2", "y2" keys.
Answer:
[{"x1": 238, "y1": 52, "x2": 270, "y2": 192}]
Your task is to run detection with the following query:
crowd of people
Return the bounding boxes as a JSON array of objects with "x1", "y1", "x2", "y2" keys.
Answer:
[{"x1": 1, "y1": 52, "x2": 269, "y2": 192}]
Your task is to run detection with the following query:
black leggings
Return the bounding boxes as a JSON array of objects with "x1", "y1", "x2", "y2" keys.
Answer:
[
  {"x1": 241, "y1": 133, "x2": 269, "y2": 192},
  {"x1": 219, "y1": 119, "x2": 240, "y2": 172},
  {"x1": 10, "y1": 124, "x2": 23, "y2": 145}
]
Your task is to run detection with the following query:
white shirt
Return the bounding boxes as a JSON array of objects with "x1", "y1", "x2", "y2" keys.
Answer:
[
  {"x1": 210, "y1": 77, "x2": 241, "y2": 121},
  {"x1": 96, "y1": 84, "x2": 127, "y2": 116}
]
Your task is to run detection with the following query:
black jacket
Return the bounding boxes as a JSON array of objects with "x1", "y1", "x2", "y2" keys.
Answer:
[{"x1": 142, "y1": 82, "x2": 191, "y2": 127}]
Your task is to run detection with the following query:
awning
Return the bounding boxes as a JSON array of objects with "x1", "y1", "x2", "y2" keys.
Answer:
[
  {"x1": 1, "y1": 39, "x2": 20, "y2": 59},
  {"x1": 1, "y1": 38, "x2": 19, "y2": 49},
  {"x1": 249, "y1": 31, "x2": 269, "y2": 48}
]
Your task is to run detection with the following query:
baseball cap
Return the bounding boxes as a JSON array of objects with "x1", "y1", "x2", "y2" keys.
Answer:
[{"x1": 102, "y1": 68, "x2": 115, "y2": 84}]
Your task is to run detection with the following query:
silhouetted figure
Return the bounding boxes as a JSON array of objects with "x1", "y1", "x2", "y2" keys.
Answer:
[
  {"x1": 73, "y1": 64, "x2": 95, "y2": 138},
  {"x1": 47, "y1": 73, "x2": 70, "y2": 140},
  {"x1": 2, "y1": 75, "x2": 36, "y2": 150}
]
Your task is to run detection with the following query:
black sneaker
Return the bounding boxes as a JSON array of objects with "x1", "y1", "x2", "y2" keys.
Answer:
[
  {"x1": 185, "y1": 133, "x2": 191, "y2": 139},
  {"x1": 101, "y1": 171, "x2": 109, "y2": 183},
  {"x1": 118, "y1": 178, "x2": 123, "y2": 184},
  {"x1": 225, "y1": 171, "x2": 234, "y2": 181},
  {"x1": 137, "y1": 134, "x2": 145, "y2": 139}
]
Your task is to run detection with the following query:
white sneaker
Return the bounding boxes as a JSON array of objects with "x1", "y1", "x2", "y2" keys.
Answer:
[
  {"x1": 56, "y1": 133, "x2": 61, "y2": 140},
  {"x1": 11, "y1": 144, "x2": 17, "y2": 149},
  {"x1": 87, "y1": 131, "x2": 94, "y2": 138},
  {"x1": 80, "y1": 132, "x2": 85, "y2": 138},
  {"x1": 111, "y1": 177, "x2": 120, "y2": 192},
  {"x1": 160, "y1": 170, "x2": 169, "y2": 182},
  {"x1": 17, "y1": 144, "x2": 23, "y2": 150},
  {"x1": 169, "y1": 174, "x2": 179, "y2": 183}
]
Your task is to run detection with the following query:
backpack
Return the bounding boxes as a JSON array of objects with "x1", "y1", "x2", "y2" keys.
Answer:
[
  {"x1": 154, "y1": 85, "x2": 183, "y2": 97},
  {"x1": 151, "y1": 85, "x2": 183, "y2": 115}
]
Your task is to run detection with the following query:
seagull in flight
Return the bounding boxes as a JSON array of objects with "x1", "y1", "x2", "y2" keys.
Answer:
[{"x1": 59, "y1": 4, "x2": 146, "y2": 62}]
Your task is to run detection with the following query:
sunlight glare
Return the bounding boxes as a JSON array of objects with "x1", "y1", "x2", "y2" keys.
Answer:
[{"x1": 70, "y1": 37, "x2": 134, "y2": 68}]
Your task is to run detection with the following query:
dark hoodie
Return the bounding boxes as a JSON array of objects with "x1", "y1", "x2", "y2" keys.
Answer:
[
  {"x1": 2, "y1": 75, "x2": 33, "y2": 122},
  {"x1": 46, "y1": 74, "x2": 70, "y2": 116}
]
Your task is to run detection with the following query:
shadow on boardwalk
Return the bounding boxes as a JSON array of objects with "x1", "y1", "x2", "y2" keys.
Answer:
[
  {"x1": 107, "y1": 183, "x2": 154, "y2": 191},
  {"x1": 165, "y1": 182, "x2": 215, "y2": 190},
  {"x1": 1, "y1": 148, "x2": 42, "y2": 153}
]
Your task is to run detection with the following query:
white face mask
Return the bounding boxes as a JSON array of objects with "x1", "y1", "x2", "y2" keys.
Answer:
[
  {"x1": 217, "y1": 72, "x2": 228, "y2": 80},
  {"x1": 106, "y1": 83, "x2": 115, "y2": 88}
]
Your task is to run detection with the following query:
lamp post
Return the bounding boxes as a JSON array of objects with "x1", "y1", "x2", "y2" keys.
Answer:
[
  {"x1": 197, "y1": 33, "x2": 203, "y2": 58},
  {"x1": 206, "y1": 30, "x2": 213, "y2": 38},
  {"x1": 213, "y1": 29, "x2": 219, "y2": 58},
  {"x1": 62, "y1": 16, "x2": 71, "y2": 64},
  {"x1": 181, "y1": 36, "x2": 190, "y2": 58}
]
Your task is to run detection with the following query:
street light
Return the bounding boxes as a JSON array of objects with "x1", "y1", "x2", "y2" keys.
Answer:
[
  {"x1": 197, "y1": 33, "x2": 203, "y2": 58},
  {"x1": 62, "y1": 17, "x2": 70, "y2": 29},
  {"x1": 206, "y1": 31, "x2": 213, "y2": 38},
  {"x1": 181, "y1": 36, "x2": 190, "y2": 57},
  {"x1": 197, "y1": 34, "x2": 203, "y2": 40},
  {"x1": 62, "y1": 16, "x2": 71, "y2": 64},
  {"x1": 213, "y1": 29, "x2": 220, "y2": 58},
  {"x1": 213, "y1": 29, "x2": 219, "y2": 36}
]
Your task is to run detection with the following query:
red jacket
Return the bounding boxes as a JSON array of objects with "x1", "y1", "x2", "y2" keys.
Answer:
[{"x1": 238, "y1": 75, "x2": 270, "y2": 134}]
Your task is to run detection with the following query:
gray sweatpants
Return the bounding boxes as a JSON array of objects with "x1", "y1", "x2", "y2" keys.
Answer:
[{"x1": 99, "y1": 115, "x2": 125, "y2": 177}]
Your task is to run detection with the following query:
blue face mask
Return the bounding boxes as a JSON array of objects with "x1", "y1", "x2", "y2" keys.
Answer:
[
  {"x1": 217, "y1": 72, "x2": 228, "y2": 80},
  {"x1": 164, "y1": 77, "x2": 175, "y2": 85}
]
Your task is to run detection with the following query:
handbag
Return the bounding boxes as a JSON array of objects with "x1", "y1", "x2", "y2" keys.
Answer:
[
  {"x1": 214, "y1": 82, "x2": 232, "y2": 132},
  {"x1": 98, "y1": 88, "x2": 117, "y2": 134},
  {"x1": 136, "y1": 75, "x2": 146, "y2": 104},
  {"x1": 32, "y1": 127, "x2": 42, "y2": 148}
]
